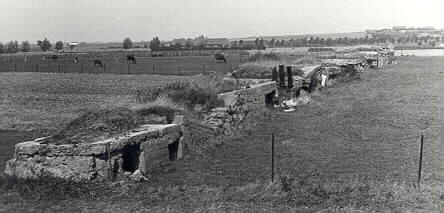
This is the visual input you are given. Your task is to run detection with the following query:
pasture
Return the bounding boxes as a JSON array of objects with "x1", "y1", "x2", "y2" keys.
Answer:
[
  {"x1": 0, "y1": 56, "x2": 442, "y2": 211},
  {"x1": 0, "y1": 52, "x2": 246, "y2": 75}
]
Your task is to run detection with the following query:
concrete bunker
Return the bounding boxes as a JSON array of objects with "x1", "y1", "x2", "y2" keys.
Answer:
[{"x1": 4, "y1": 124, "x2": 184, "y2": 182}]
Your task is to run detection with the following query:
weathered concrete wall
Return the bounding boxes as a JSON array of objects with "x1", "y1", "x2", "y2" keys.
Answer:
[
  {"x1": 217, "y1": 81, "x2": 277, "y2": 107},
  {"x1": 5, "y1": 124, "x2": 183, "y2": 182}
]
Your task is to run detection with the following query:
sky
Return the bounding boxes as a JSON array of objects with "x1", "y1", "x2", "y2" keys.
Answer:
[{"x1": 0, "y1": 0, "x2": 442, "y2": 43}]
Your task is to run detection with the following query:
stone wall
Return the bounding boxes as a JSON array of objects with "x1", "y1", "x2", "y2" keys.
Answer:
[{"x1": 5, "y1": 124, "x2": 183, "y2": 182}]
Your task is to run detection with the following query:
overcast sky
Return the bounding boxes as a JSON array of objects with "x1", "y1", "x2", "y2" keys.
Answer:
[{"x1": 0, "y1": 0, "x2": 442, "y2": 43}]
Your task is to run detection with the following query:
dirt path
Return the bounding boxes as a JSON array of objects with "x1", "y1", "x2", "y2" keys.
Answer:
[{"x1": 157, "y1": 56, "x2": 443, "y2": 186}]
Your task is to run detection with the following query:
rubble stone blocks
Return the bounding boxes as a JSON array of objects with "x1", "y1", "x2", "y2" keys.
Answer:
[{"x1": 5, "y1": 124, "x2": 183, "y2": 182}]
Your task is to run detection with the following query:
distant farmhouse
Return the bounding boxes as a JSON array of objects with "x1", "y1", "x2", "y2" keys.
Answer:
[{"x1": 205, "y1": 38, "x2": 230, "y2": 48}]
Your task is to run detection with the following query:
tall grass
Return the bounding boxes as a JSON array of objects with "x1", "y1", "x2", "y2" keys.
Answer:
[
  {"x1": 138, "y1": 75, "x2": 238, "y2": 111},
  {"x1": 0, "y1": 172, "x2": 441, "y2": 212}
]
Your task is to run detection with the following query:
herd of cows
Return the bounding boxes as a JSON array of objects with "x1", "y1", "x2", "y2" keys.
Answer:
[{"x1": 39, "y1": 53, "x2": 228, "y2": 68}]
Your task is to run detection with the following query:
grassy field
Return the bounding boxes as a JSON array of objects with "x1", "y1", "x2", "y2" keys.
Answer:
[
  {"x1": 0, "y1": 56, "x2": 442, "y2": 212},
  {"x1": 0, "y1": 54, "x2": 245, "y2": 75}
]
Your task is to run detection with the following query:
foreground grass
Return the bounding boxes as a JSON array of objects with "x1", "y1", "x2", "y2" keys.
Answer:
[{"x1": 0, "y1": 173, "x2": 442, "y2": 212}]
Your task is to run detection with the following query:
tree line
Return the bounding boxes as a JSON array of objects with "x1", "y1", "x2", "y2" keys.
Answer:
[
  {"x1": 2, "y1": 34, "x2": 441, "y2": 54},
  {"x1": 0, "y1": 38, "x2": 65, "y2": 54}
]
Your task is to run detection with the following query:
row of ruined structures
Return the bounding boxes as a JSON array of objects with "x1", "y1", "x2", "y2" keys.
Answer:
[{"x1": 4, "y1": 47, "x2": 396, "y2": 182}]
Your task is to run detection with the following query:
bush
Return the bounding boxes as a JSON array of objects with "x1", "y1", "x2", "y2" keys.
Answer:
[
  {"x1": 236, "y1": 62, "x2": 275, "y2": 79},
  {"x1": 139, "y1": 77, "x2": 231, "y2": 111}
]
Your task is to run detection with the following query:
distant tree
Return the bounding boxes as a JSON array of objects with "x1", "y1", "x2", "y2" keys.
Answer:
[
  {"x1": 430, "y1": 41, "x2": 436, "y2": 47},
  {"x1": 195, "y1": 35, "x2": 207, "y2": 48},
  {"x1": 343, "y1": 37, "x2": 349, "y2": 45},
  {"x1": 173, "y1": 42, "x2": 182, "y2": 49},
  {"x1": 254, "y1": 38, "x2": 259, "y2": 49},
  {"x1": 0, "y1": 43, "x2": 4, "y2": 54},
  {"x1": 123, "y1": 37, "x2": 132, "y2": 49},
  {"x1": 21, "y1": 41, "x2": 31, "y2": 53},
  {"x1": 55, "y1": 41, "x2": 64, "y2": 52},
  {"x1": 37, "y1": 38, "x2": 52, "y2": 52},
  {"x1": 6, "y1": 41, "x2": 19, "y2": 53},
  {"x1": 288, "y1": 38, "x2": 295, "y2": 47},
  {"x1": 269, "y1": 38, "x2": 276, "y2": 47},
  {"x1": 185, "y1": 39, "x2": 193, "y2": 49},
  {"x1": 326, "y1": 38, "x2": 332, "y2": 46},
  {"x1": 239, "y1": 40, "x2": 244, "y2": 47},
  {"x1": 149, "y1": 37, "x2": 161, "y2": 50},
  {"x1": 232, "y1": 40, "x2": 238, "y2": 48}
]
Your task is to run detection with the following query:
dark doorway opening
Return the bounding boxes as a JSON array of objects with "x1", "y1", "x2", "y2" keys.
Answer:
[
  {"x1": 265, "y1": 90, "x2": 276, "y2": 107},
  {"x1": 168, "y1": 139, "x2": 179, "y2": 161},
  {"x1": 121, "y1": 144, "x2": 141, "y2": 172}
]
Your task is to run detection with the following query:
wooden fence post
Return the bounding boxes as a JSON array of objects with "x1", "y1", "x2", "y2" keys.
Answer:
[
  {"x1": 35, "y1": 64, "x2": 39, "y2": 72},
  {"x1": 104, "y1": 64, "x2": 107, "y2": 73},
  {"x1": 14, "y1": 64, "x2": 17, "y2": 72},
  {"x1": 152, "y1": 64, "x2": 155, "y2": 74},
  {"x1": 272, "y1": 67, "x2": 277, "y2": 81},
  {"x1": 278, "y1": 64, "x2": 285, "y2": 88},
  {"x1": 418, "y1": 133, "x2": 424, "y2": 189},
  {"x1": 127, "y1": 63, "x2": 130, "y2": 75},
  {"x1": 287, "y1": 66, "x2": 293, "y2": 89},
  {"x1": 80, "y1": 64, "x2": 83, "y2": 73},
  {"x1": 271, "y1": 133, "x2": 275, "y2": 183},
  {"x1": 58, "y1": 64, "x2": 61, "y2": 73}
]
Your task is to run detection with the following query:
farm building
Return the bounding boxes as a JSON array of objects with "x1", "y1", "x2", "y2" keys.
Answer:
[{"x1": 206, "y1": 38, "x2": 230, "y2": 48}]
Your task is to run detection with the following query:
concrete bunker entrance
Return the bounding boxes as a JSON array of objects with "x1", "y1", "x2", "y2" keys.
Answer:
[
  {"x1": 265, "y1": 90, "x2": 276, "y2": 107},
  {"x1": 121, "y1": 144, "x2": 141, "y2": 172},
  {"x1": 168, "y1": 139, "x2": 179, "y2": 161}
]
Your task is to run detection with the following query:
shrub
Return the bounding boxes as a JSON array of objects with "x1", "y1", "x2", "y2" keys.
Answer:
[{"x1": 139, "y1": 77, "x2": 231, "y2": 111}]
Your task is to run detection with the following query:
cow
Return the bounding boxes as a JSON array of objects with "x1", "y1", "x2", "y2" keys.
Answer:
[
  {"x1": 74, "y1": 56, "x2": 79, "y2": 63},
  {"x1": 42, "y1": 55, "x2": 58, "y2": 60},
  {"x1": 126, "y1": 55, "x2": 136, "y2": 64},
  {"x1": 214, "y1": 53, "x2": 227, "y2": 63},
  {"x1": 93, "y1": 60, "x2": 103, "y2": 67}
]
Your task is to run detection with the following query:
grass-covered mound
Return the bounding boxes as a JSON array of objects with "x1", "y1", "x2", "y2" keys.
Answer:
[
  {"x1": 44, "y1": 106, "x2": 176, "y2": 144},
  {"x1": 139, "y1": 76, "x2": 233, "y2": 111},
  {"x1": 236, "y1": 61, "x2": 277, "y2": 79}
]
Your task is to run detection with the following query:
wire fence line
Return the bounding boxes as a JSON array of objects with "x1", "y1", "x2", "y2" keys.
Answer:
[
  {"x1": 0, "y1": 61, "x2": 243, "y2": 76},
  {"x1": 0, "y1": 54, "x2": 250, "y2": 76}
]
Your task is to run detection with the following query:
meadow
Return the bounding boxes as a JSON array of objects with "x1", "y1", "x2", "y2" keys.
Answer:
[
  {"x1": 0, "y1": 56, "x2": 442, "y2": 212},
  {"x1": 0, "y1": 53, "x2": 245, "y2": 75}
]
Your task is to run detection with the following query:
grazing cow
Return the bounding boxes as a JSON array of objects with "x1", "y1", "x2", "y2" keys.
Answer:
[
  {"x1": 93, "y1": 60, "x2": 103, "y2": 67},
  {"x1": 74, "y1": 56, "x2": 78, "y2": 63},
  {"x1": 214, "y1": 53, "x2": 227, "y2": 63},
  {"x1": 126, "y1": 55, "x2": 136, "y2": 64},
  {"x1": 43, "y1": 55, "x2": 58, "y2": 60}
]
